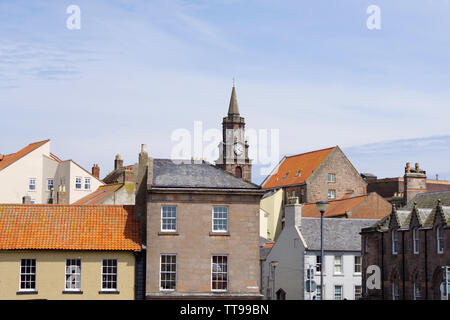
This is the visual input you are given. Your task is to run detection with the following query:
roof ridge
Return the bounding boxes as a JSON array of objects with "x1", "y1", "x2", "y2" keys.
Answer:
[{"x1": 285, "y1": 146, "x2": 336, "y2": 158}]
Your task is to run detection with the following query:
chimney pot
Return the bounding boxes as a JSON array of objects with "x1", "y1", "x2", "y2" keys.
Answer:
[{"x1": 92, "y1": 163, "x2": 100, "y2": 179}]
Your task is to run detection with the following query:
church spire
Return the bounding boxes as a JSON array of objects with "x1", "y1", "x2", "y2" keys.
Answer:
[{"x1": 227, "y1": 85, "x2": 240, "y2": 116}]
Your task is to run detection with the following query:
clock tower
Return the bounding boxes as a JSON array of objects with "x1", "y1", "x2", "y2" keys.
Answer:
[{"x1": 216, "y1": 85, "x2": 252, "y2": 182}]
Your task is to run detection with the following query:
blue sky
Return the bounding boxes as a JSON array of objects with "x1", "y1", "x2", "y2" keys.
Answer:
[{"x1": 1, "y1": 0, "x2": 450, "y2": 184}]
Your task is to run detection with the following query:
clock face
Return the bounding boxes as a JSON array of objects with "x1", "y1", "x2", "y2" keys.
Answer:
[{"x1": 234, "y1": 142, "x2": 244, "y2": 156}]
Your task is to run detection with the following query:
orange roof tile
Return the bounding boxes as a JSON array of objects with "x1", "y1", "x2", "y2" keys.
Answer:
[
  {"x1": 74, "y1": 184, "x2": 124, "y2": 205},
  {"x1": 0, "y1": 204, "x2": 141, "y2": 251},
  {"x1": 301, "y1": 195, "x2": 368, "y2": 218},
  {"x1": 262, "y1": 147, "x2": 335, "y2": 189},
  {"x1": 0, "y1": 140, "x2": 49, "y2": 171}
]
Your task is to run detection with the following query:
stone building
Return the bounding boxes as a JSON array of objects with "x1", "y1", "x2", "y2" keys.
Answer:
[
  {"x1": 361, "y1": 191, "x2": 450, "y2": 300},
  {"x1": 260, "y1": 146, "x2": 367, "y2": 240},
  {"x1": 215, "y1": 85, "x2": 252, "y2": 182},
  {"x1": 133, "y1": 86, "x2": 265, "y2": 299},
  {"x1": 362, "y1": 162, "x2": 450, "y2": 208}
]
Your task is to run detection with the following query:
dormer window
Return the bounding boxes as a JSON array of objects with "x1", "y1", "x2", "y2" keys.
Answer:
[
  {"x1": 294, "y1": 170, "x2": 302, "y2": 177},
  {"x1": 282, "y1": 172, "x2": 289, "y2": 179}
]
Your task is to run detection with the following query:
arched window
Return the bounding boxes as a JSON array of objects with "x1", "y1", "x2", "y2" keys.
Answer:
[
  {"x1": 392, "y1": 230, "x2": 398, "y2": 255},
  {"x1": 413, "y1": 228, "x2": 419, "y2": 254},
  {"x1": 437, "y1": 226, "x2": 444, "y2": 254},
  {"x1": 235, "y1": 166, "x2": 242, "y2": 178}
]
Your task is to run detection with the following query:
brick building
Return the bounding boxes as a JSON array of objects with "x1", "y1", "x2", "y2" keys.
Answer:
[
  {"x1": 361, "y1": 191, "x2": 450, "y2": 300},
  {"x1": 362, "y1": 162, "x2": 450, "y2": 208},
  {"x1": 260, "y1": 146, "x2": 367, "y2": 240}
]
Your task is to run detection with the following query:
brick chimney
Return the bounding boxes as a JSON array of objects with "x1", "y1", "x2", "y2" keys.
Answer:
[
  {"x1": 284, "y1": 196, "x2": 302, "y2": 228},
  {"x1": 92, "y1": 163, "x2": 100, "y2": 179},
  {"x1": 404, "y1": 162, "x2": 427, "y2": 205},
  {"x1": 0, "y1": 154, "x2": 4, "y2": 161},
  {"x1": 114, "y1": 154, "x2": 123, "y2": 171}
]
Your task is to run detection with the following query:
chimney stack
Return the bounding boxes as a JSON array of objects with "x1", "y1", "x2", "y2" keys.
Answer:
[
  {"x1": 284, "y1": 197, "x2": 302, "y2": 228},
  {"x1": 92, "y1": 164, "x2": 100, "y2": 179},
  {"x1": 114, "y1": 154, "x2": 123, "y2": 170},
  {"x1": 0, "y1": 154, "x2": 4, "y2": 161}
]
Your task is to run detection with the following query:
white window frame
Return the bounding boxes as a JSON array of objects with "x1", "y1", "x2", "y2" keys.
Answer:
[
  {"x1": 437, "y1": 226, "x2": 444, "y2": 254},
  {"x1": 19, "y1": 259, "x2": 36, "y2": 291},
  {"x1": 211, "y1": 255, "x2": 228, "y2": 292},
  {"x1": 212, "y1": 206, "x2": 228, "y2": 233},
  {"x1": 101, "y1": 259, "x2": 118, "y2": 291},
  {"x1": 160, "y1": 254, "x2": 177, "y2": 291},
  {"x1": 75, "y1": 177, "x2": 82, "y2": 190},
  {"x1": 334, "y1": 285, "x2": 343, "y2": 300},
  {"x1": 29, "y1": 178, "x2": 36, "y2": 191},
  {"x1": 161, "y1": 206, "x2": 177, "y2": 232},
  {"x1": 354, "y1": 285, "x2": 362, "y2": 300},
  {"x1": 413, "y1": 228, "x2": 419, "y2": 254},
  {"x1": 334, "y1": 255, "x2": 343, "y2": 274},
  {"x1": 65, "y1": 259, "x2": 81, "y2": 291},
  {"x1": 328, "y1": 173, "x2": 336, "y2": 183},
  {"x1": 328, "y1": 189, "x2": 336, "y2": 199},
  {"x1": 84, "y1": 177, "x2": 91, "y2": 190},
  {"x1": 47, "y1": 178, "x2": 54, "y2": 191},
  {"x1": 392, "y1": 230, "x2": 398, "y2": 255},
  {"x1": 354, "y1": 256, "x2": 362, "y2": 274}
]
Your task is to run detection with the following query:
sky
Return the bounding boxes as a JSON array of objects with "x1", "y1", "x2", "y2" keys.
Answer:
[{"x1": 1, "y1": 0, "x2": 450, "y2": 185}]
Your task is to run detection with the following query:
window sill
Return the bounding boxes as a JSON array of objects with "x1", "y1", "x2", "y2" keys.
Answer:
[
  {"x1": 99, "y1": 290, "x2": 120, "y2": 294},
  {"x1": 17, "y1": 290, "x2": 38, "y2": 295},
  {"x1": 333, "y1": 273, "x2": 344, "y2": 277},
  {"x1": 209, "y1": 232, "x2": 230, "y2": 236},
  {"x1": 62, "y1": 290, "x2": 83, "y2": 294},
  {"x1": 158, "y1": 231, "x2": 179, "y2": 236},
  {"x1": 353, "y1": 273, "x2": 362, "y2": 277}
]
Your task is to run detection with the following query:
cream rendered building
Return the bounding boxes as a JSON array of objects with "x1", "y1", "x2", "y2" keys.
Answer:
[{"x1": 0, "y1": 140, "x2": 104, "y2": 204}]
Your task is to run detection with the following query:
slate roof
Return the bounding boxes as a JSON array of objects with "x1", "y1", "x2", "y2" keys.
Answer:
[
  {"x1": 0, "y1": 204, "x2": 141, "y2": 251},
  {"x1": 0, "y1": 140, "x2": 49, "y2": 171},
  {"x1": 404, "y1": 190, "x2": 450, "y2": 210},
  {"x1": 262, "y1": 147, "x2": 335, "y2": 189},
  {"x1": 298, "y1": 218, "x2": 377, "y2": 251},
  {"x1": 151, "y1": 159, "x2": 260, "y2": 189},
  {"x1": 259, "y1": 236, "x2": 274, "y2": 260}
]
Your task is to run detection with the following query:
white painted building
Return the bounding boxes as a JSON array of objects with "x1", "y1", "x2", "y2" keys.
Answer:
[
  {"x1": 0, "y1": 140, "x2": 104, "y2": 204},
  {"x1": 261, "y1": 199, "x2": 377, "y2": 300}
]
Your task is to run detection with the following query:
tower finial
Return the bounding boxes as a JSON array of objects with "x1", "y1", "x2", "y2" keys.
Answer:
[{"x1": 227, "y1": 85, "x2": 240, "y2": 116}]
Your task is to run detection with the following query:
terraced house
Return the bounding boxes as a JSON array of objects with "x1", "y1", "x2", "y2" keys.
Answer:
[
  {"x1": 0, "y1": 204, "x2": 142, "y2": 300},
  {"x1": 361, "y1": 191, "x2": 450, "y2": 300}
]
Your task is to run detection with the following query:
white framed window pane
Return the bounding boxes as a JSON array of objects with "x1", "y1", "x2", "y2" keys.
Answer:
[
  {"x1": 334, "y1": 256, "x2": 342, "y2": 273},
  {"x1": 75, "y1": 177, "x2": 82, "y2": 189},
  {"x1": 101, "y1": 259, "x2": 117, "y2": 290},
  {"x1": 65, "y1": 259, "x2": 81, "y2": 290},
  {"x1": 47, "y1": 179, "x2": 54, "y2": 191},
  {"x1": 328, "y1": 190, "x2": 336, "y2": 199},
  {"x1": 334, "y1": 285, "x2": 343, "y2": 300},
  {"x1": 437, "y1": 227, "x2": 444, "y2": 253},
  {"x1": 211, "y1": 255, "x2": 228, "y2": 291},
  {"x1": 315, "y1": 255, "x2": 322, "y2": 272},
  {"x1": 354, "y1": 285, "x2": 362, "y2": 300},
  {"x1": 213, "y1": 206, "x2": 228, "y2": 232},
  {"x1": 316, "y1": 285, "x2": 322, "y2": 300},
  {"x1": 161, "y1": 206, "x2": 177, "y2": 231},
  {"x1": 20, "y1": 259, "x2": 36, "y2": 290},
  {"x1": 392, "y1": 230, "x2": 398, "y2": 254},
  {"x1": 160, "y1": 254, "x2": 177, "y2": 290},
  {"x1": 84, "y1": 178, "x2": 91, "y2": 190},
  {"x1": 29, "y1": 178, "x2": 36, "y2": 191},
  {"x1": 354, "y1": 256, "x2": 361, "y2": 273},
  {"x1": 328, "y1": 173, "x2": 335, "y2": 182}
]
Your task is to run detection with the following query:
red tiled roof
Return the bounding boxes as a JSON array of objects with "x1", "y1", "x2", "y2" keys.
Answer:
[
  {"x1": 262, "y1": 147, "x2": 335, "y2": 189},
  {"x1": 301, "y1": 195, "x2": 367, "y2": 218},
  {"x1": 74, "y1": 184, "x2": 124, "y2": 205},
  {"x1": 0, "y1": 140, "x2": 49, "y2": 171},
  {"x1": 0, "y1": 204, "x2": 141, "y2": 251}
]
